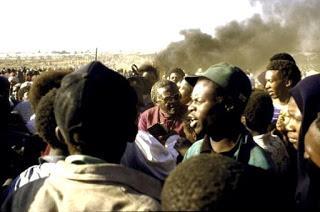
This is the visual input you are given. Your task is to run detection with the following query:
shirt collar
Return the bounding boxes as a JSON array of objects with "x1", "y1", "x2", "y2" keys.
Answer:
[
  {"x1": 200, "y1": 132, "x2": 243, "y2": 157},
  {"x1": 38, "y1": 155, "x2": 66, "y2": 164},
  {"x1": 65, "y1": 155, "x2": 106, "y2": 165}
]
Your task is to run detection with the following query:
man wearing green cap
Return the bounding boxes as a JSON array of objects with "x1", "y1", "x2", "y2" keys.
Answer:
[{"x1": 183, "y1": 63, "x2": 274, "y2": 170}]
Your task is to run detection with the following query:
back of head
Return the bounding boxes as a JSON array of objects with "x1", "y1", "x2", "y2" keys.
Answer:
[
  {"x1": 0, "y1": 77, "x2": 10, "y2": 127},
  {"x1": 138, "y1": 64, "x2": 159, "y2": 78},
  {"x1": 162, "y1": 153, "x2": 263, "y2": 211},
  {"x1": 29, "y1": 70, "x2": 71, "y2": 112},
  {"x1": 270, "y1": 52, "x2": 296, "y2": 64},
  {"x1": 266, "y1": 59, "x2": 301, "y2": 88},
  {"x1": 36, "y1": 89, "x2": 67, "y2": 152},
  {"x1": 54, "y1": 61, "x2": 138, "y2": 163},
  {"x1": 0, "y1": 76, "x2": 10, "y2": 99},
  {"x1": 138, "y1": 64, "x2": 159, "y2": 86},
  {"x1": 168, "y1": 68, "x2": 185, "y2": 80},
  {"x1": 243, "y1": 89, "x2": 274, "y2": 134}
]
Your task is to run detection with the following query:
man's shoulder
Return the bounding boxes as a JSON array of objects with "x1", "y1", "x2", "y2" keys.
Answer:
[
  {"x1": 2, "y1": 177, "x2": 46, "y2": 212},
  {"x1": 183, "y1": 139, "x2": 204, "y2": 161},
  {"x1": 140, "y1": 105, "x2": 159, "y2": 116},
  {"x1": 246, "y1": 138, "x2": 274, "y2": 170}
]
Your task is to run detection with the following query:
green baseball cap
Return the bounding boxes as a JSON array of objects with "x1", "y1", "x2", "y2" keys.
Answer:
[{"x1": 185, "y1": 63, "x2": 252, "y2": 103}]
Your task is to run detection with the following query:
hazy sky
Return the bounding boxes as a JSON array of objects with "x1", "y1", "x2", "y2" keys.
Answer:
[{"x1": 0, "y1": 0, "x2": 262, "y2": 53}]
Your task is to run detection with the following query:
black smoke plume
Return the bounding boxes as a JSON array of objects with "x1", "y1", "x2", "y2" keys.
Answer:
[{"x1": 154, "y1": 0, "x2": 320, "y2": 75}]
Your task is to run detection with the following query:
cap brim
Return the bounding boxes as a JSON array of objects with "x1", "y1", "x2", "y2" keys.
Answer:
[{"x1": 184, "y1": 75, "x2": 200, "y2": 87}]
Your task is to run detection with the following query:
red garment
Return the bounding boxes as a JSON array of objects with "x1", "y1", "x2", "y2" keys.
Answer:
[{"x1": 138, "y1": 106, "x2": 185, "y2": 136}]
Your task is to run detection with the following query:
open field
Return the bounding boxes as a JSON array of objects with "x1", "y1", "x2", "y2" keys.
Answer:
[{"x1": 0, "y1": 51, "x2": 155, "y2": 73}]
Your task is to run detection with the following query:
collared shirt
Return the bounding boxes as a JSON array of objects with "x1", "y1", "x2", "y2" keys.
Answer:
[
  {"x1": 8, "y1": 155, "x2": 66, "y2": 193},
  {"x1": 138, "y1": 105, "x2": 185, "y2": 136},
  {"x1": 65, "y1": 154, "x2": 106, "y2": 165},
  {"x1": 2, "y1": 158, "x2": 162, "y2": 211},
  {"x1": 184, "y1": 127, "x2": 274, "y2": 170},
  {"x1": 200, "y1": 135, "x2": 241, "y2": 159}
]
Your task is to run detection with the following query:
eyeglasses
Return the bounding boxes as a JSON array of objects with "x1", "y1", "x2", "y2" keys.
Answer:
[{"x1": 158, "y1": 93, "x2": 181, "y2": 103}]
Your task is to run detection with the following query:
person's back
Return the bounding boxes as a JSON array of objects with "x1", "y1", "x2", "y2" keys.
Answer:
[
  {"x1": 2, "y1": 61, "x2": 161, "y2": 211},
  {"x1": 162, "y1": 153, "x2": 284, "y2": 210},
  {"x1": 243, "y1": 89, "x2": 289, "y2": 174}
]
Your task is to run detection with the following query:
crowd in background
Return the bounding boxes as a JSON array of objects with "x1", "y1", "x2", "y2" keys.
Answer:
[{"x1": 0, "y1": 52, "x2": 320, "y2": 211}]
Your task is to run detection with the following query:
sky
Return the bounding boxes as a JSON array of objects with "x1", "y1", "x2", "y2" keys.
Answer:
[{"x1": 0, "y1": 0, "x2": 262, "y2": 53}]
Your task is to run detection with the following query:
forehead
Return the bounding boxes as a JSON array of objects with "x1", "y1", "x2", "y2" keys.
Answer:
[
  {"x1": 307, "y1": 121, "x2": 320, "y2": 139},
  {"x1": 157, "y1": 85, "x2": 178, "y2": 95},
  {"x1": 170, "y1": 72, "x2": 178, "y2": 77},
  {"x1": 192, "y1": 79, "x2": 218, "y2": 99},
  {"x1": 305, "y1": 121, "x2": 320, "y2": 151},
  {"x1": 265, "y1": 70, "x2": 280, "y2": 80}
]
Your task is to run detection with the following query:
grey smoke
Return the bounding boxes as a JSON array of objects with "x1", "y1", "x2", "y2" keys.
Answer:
[{"x1": 154, "y1": 0, "x2": 320, "y2": 75}]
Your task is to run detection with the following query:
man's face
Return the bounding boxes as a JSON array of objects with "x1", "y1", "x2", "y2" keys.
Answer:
[
  {"x1": 156, "y1": 85, "x2": 181, "y2": 116},
  {"x1": 179, "y1": 79, "x2": 192, "y2": 105},
  {"x1": 285, "y1": 97, "x2": 302, "y2": 149},
  {"x1": 169, "y1": 73, "x2": 183, "y2": 84},
  {"x1": 304, "y1": 119, "x2": 320, "y2": 168},
  {"x1": 188, "y1": 79, "x2": 218, "y2": 135},
  {"x1": 265, "y1": 70, "x2": 288, "y2": 100}
]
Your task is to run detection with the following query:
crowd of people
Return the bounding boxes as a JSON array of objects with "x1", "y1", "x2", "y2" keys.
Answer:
[{"x1": 0, "y1": 52, "x2": 320, "y2": 211}]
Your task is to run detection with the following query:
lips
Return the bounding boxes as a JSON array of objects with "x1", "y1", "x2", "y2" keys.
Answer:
[
  {"x1": 188, "y1": 115, "x2": 198, "y2": 129},
  {"x1": 287, "y1": 136, "x2": 298, "y2": 149},
  {"x1": 267, "y1": 90, "x2": 275, "y2": 96}
]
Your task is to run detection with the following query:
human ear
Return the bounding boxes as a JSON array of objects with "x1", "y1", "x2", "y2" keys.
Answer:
[
  {"x1": 55, "y1": 126, "x2": 67, "y2": 145},
  {"x1": 285, "y1": 79, "x2": 292, "y2": 88}
]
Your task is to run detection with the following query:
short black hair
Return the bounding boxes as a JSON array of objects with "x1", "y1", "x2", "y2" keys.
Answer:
[
  {"x1": 17, "y1": 84, "x2": 31, "y2": 101},
  {"x1": 28, "y1": 70, "x2": 71, "y2": 112},
  {"x1": 266, "y1": 59, "x2": 301, "y2": 87},
  {"x1": 270, "y1": 52, "x2": 296, "y2": 64},
  {"x1": 243, "y1": 89, "x2": 274, "y2": 134},
  {"x1": 150, "y1": 79, "x2": 178, "y2": 103},
  {"x1": 54, "y1": 61, "x2": 138, "y2": 163},
  {"x1": 35, "y1": 89, "x2": 67, "y2": 151},
  {"x1": 162, "y1": 153, "x2": 266, "y2": 211},
  {"x1": 168, "y1": 68, "x2": 185, "y2": 78},
  {"x1": 0, "y1": 76, "x2": 10, "y2": 98},
  {"x1": 138, "y1": 64, "x2": 159, "y2": 80}
]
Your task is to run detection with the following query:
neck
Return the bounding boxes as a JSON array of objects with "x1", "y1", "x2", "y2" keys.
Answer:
[
  {"x1": 48, "y1": 147, "x2": 67, "y2": 156},
  {"x1": 247, "y1": 128, "x2": 265, "y2": 136},
  {"x1": 277, "y1": 93, "x2": 290, "y2": 105},
  {"x1": 209, "y1": 123, "x2": 242, "y2": 153},
  {"x1": 209, "y1": 136, "x2": 238, "y2": 153}
]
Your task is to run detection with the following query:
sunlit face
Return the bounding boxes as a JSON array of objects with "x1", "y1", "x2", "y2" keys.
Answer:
[
  {"x1": 304, "y1": 119, "x2": 320, "y2": 168},
  {"x1": 169, "y1": 73, "x2": 183, "y2": 84},
  {"x1": 179, "y1": 79, "x2": 193, "y2": 105},
  {"x1": 188, "y1": 79, "x2": 218, "y2": 135},
  {"x1": 265, "y1": 70, "x2": 288, "y2": 100},
  {"x1": 285, "y1": 97, "x2": 302, "y2": 149},
  {"x1": 156, "y1": 85, "x2": 181, "y2": 116}
]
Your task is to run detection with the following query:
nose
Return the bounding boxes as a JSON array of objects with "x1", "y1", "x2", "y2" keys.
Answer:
[
  {"x1": 188, "y1": 101, "x2": 195, "y2": 112},
  {"x1": 304, "y1": 151, "x2": 310, "y2": 160},
  {"x1": 285, "y1": 117, "x2": 295, "y2": 132},
  {"x1": 265, "y1": 82, "x2": 270, "y2": 89}
]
